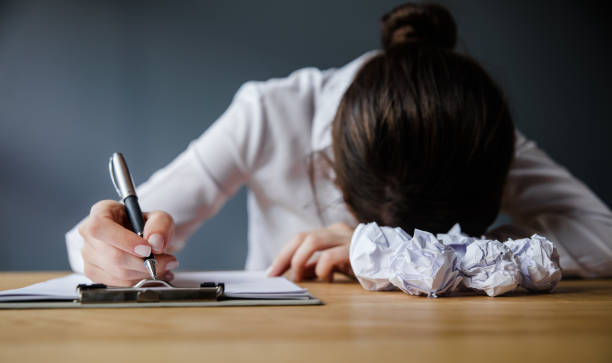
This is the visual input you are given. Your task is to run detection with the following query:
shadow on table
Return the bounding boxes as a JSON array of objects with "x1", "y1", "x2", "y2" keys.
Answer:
[{"x1": 456, "y1": 278, "x2": 612, "y2": 298}]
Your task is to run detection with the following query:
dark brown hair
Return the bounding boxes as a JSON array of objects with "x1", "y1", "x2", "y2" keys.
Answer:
[{"x1": 332, "y1": 3, "x2": 515, "y2": 236}]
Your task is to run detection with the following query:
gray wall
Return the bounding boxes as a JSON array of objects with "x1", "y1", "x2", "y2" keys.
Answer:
[{"x1": 1, "y1": 0, "x2": 610, "y2": 270}]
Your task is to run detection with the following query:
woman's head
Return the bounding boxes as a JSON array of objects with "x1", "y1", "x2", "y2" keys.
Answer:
[{"x1": 332, "y1": 3, "x2": 515, "y2": 236}]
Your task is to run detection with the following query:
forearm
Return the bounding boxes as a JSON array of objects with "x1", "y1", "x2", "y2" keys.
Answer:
[
  {"x1": 496, "y1": 131, "x2": 612, "y2": 277},
  {"x1": 65, "y1": 82, "x2": 266, "y2": 273}
]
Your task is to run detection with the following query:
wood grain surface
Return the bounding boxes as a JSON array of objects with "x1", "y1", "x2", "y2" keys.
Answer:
[{"x1": 1, "y1": 272, "x2": 611, "y2": 363}]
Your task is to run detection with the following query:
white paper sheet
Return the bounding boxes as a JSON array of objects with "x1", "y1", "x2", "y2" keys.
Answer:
[
  {"x1": 0, "y1": 271, "x2": 309, "y2": 302},
  {"x1": 172, "y1": 271, "x2": 308, "y2": 299},
  {"x1": 0, "y1": 273, "x2": 89, "y2": 302}
]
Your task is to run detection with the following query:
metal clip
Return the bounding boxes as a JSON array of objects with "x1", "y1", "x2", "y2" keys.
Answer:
[
  {"x1": 133, "y1": 279, "x2": 174, "y2": 288},
  {"x1": 108, "y1": 153, "x2": 137, "y2": 201}
]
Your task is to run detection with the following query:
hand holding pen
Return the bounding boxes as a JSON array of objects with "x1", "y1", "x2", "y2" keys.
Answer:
[
  {"x1": 109, "y1": 153, "x2": 159, "y2": 280},
  {"x1": 77, "y1": 153, "x2": 179, "y2": 287}
]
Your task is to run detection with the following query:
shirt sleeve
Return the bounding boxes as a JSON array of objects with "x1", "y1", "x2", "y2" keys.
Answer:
[
  {"x1": 65, "y1": 82, "x2": 267, "y2": 273},
  {"x1": 488, "y1": 131, "x2": 612, "y2": 277}
]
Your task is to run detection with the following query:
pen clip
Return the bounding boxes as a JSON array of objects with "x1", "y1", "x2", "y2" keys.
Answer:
[
  {"x1": 109, "y1": 156, "x2": 122, "y2": 199},
  {"x1": 109, "y1": 153, "x2": 137, "y2": 200}
]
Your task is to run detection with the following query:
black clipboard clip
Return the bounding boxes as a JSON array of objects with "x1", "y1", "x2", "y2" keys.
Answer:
[{"x1": 76, "y1": 279, "x2": 225, "y2": 304}]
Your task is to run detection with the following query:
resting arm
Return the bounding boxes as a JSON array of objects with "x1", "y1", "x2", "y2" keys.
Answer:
[{"x1": 488, "y1": 131, "x2": 612, "y2": 277}]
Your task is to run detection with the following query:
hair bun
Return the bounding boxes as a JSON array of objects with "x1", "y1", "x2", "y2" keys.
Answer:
[{"x1": 381, "y1": 3, "x2": 457, "y2": 51}]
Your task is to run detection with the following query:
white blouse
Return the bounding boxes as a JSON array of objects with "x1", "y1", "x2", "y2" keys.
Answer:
[{"x1": 66, "y1": 51, "x2": 612, "y2": 278}]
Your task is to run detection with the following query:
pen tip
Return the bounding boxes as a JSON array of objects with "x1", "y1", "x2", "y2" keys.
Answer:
[{"x1": 145, "y1": 259, "x2": 157, "y2": 280}]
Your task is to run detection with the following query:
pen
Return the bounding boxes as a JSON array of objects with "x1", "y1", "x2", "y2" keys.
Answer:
[{"x1": 109, "y1": 152, "x2": 158, "y2": 280}]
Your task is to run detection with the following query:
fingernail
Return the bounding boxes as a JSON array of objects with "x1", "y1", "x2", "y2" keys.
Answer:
[
  {"x1": 265, "y1": 266, "x2": 273, "y2": 276},
  {"x1": 166, "y1": 260, "x2": 179, "y2": 270},
  {"x1": 134, "y1": 245, "x2": 151, "y2": 257},
  {"x1": 148, "y1": 234, "x2": 164, "y2": 253}
]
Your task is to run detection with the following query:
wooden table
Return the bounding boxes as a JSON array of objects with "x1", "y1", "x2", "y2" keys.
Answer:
[{"x1": 1, "y1": 272, "x2": 611, "y2": 363}]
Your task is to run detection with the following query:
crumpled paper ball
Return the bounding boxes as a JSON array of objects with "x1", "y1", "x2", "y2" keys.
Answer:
[
  {"x1": 388, "y1": 229, "x2": 463, "y2": 297},
  {"x1": 436, "y1": 223, "x2": 476, "y2": 260},
  {"x1": 504, "y1": 235, "x2": 562, "y2": 291},
  {"x1": 350, "y1": 222, "x2": 561, "y2": 298},
  {"x1": 459, "y1": 239, "x2": 520, "y2": 296},
  {"x1": 349, "y1": 222, "x2": 407, "y2": 290}
]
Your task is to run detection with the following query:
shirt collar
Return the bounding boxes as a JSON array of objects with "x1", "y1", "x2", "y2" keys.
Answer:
[{"x1": 310, "y1": 50, "x2": 380, "y2": 153}]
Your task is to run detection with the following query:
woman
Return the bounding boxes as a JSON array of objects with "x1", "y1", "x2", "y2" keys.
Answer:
[{"x1": 66, "y1": 3, "x2": 612, "y2": 286}]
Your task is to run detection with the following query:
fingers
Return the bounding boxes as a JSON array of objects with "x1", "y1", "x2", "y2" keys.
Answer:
[
  {"x1": 327, "y1": 222, "x2": 354, "y2": 234},
  {"x1": 82, "y1": 244, "x2": 143, "y2": 280},
  {"x1": 302, "y1": 259, "x2": 318, "y2": 281},
  {"x1": 82, "y1": 239, "x2": 178, "y2": 282},
  {"x1": 80, "y1": 200, "x2": 151, "y2": 258},
  {"x1": 88, "y1": 199, "x2": 126, "y2": 221},
  {"x1": 84, "y1": 261, "x2": 138, "y2": 287},
  {"x1": 269, "y1": 223, "x2": 356, "y2": 282},
  {"x1": 143, "y1": 210, "x2": 175, "y2": 254},
  {"x1": 83, "y1": 261, "x2": 175, "y2": 287},
  {"x1": 85, "y1": 237, "x2": 179, "y2": 273},
  {"x1": 267, "y1": 232, "x2": 309, "y2": 277},
  {"x1": 269, "y1": 228, "x2": 351, "y2": 279},
  {"x1": 290, "y1": 232, "x2": 339, "y2": 281},
  {"x1": 314, "y1": 245, "x2": 350, "y2": 282},
  {"x1": 79, "y1": 200, "x2": 179, "y2": 286}
]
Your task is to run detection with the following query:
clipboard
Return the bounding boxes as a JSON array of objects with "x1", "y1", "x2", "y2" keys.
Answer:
[{"x1": 0, "y1": 278, "x2": 323, "y2": 310}]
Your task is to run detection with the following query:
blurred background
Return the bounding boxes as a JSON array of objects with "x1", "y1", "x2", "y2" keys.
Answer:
[{"x1": 1, "y1": 0, "x2": 610, "y2": 270}]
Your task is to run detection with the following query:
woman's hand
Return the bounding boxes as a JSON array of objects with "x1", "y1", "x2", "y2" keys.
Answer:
[
  {"x1": 267, "y1": 223, "x2": 355, "y2": 282},
  {"x1": 78, "y1": 200, "x2": 178, "y2": 287}
]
